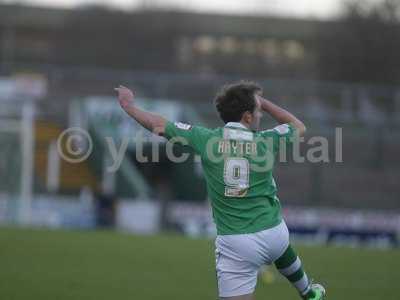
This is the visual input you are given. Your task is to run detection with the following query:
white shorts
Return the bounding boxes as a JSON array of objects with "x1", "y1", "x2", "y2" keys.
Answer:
[{"x1": 215, "y1": 221, "x2": 290, "y2": 298}]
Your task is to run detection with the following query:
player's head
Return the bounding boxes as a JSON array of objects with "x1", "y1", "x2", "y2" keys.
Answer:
[{"x1": 215, "y1": 81, "x2": 263, "y2": 131}]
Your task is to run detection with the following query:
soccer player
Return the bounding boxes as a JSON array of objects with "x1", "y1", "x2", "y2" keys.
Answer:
[{"x1": 115, "y1": 82, "x2": 326, "y2": 300}]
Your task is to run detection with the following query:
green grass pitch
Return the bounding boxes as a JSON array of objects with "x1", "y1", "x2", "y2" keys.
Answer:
[{"x1": 0, "y1": 227, "x2": 399, "y2": 300}]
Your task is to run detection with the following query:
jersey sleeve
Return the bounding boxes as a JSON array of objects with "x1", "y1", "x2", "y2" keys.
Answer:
[
  {"x1": 260, "y1": 123, "x2": 298, "y2": 153},
  {"x1": 164, "y1": 121, "x2": 212, "y2": 155}
]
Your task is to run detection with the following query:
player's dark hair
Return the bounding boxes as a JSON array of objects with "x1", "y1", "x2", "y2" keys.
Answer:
[{"x1": 215, "y1": 81, "x2": 262, "y2": 124}]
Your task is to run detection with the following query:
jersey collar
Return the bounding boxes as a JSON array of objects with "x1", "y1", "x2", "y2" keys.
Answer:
[{"x1": 224, "y1": 122, "x2": 251, "y2": 131}]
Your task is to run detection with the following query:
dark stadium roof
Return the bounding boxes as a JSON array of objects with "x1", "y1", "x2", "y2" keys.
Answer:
[{"x1": 0, "y1": 3, "x2": 337, "y2": 38}]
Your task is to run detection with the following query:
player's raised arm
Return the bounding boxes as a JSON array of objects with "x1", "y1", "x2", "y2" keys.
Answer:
[
  {"x1": 258, "y1": 95, "x2": 306, "y2": 136},
  {"x1": 115, "y1": 85, "x2": 167, "y2": 136}
]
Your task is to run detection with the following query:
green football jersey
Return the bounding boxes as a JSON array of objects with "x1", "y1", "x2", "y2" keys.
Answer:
[{"x1": 164, "y1": 121, "x2": 297, "y2": 235}]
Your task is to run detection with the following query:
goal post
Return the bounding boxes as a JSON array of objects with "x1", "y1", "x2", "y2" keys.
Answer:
[{"x1": 0, "y1": 102, "x2": 35, "y2": 225}]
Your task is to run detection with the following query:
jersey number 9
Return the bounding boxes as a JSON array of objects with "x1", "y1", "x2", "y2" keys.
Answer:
[{"x1": 223, "y1": 158, "x2": 250, "y2": 197}]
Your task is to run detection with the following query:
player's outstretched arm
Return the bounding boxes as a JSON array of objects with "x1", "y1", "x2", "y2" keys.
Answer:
[
  {"x1": 259, "y1": 96, "x2": 306, "y2": 136},
  {"x1": 115, "y1": 85, "x2": 166, "y2": 136}
]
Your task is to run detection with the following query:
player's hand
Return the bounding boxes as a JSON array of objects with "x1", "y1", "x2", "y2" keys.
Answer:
[{"x1": 115, "y1": 85, "x2": 135, "y2": 110}]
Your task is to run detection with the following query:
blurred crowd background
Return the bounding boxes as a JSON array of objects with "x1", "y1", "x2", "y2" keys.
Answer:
[{"x1": 0, "y1": 0, "x2": 399, "y2": 247}]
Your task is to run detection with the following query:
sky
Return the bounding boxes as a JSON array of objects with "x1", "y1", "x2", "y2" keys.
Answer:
[{"x1": 1, "y1": 0, "x2": 383, "y2": 19}]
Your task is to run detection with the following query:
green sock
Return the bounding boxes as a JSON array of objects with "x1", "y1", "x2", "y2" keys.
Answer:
[{"x1": 274, "y1": 245, "x2": 315, "y2": 299}]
